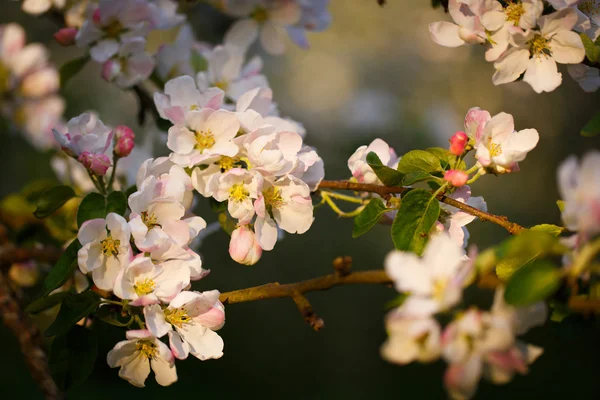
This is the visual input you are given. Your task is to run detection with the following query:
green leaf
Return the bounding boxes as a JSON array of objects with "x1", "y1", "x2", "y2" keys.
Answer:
[
  {"x1": 25, "y1": 292, "x2": 70, "y2": 314},
  {"x1": 396, "y1": 150, "x2": 442, "y2": 175},
  {"x1": 391, "y1": 189, "x2": 440, "y2": 254},
  {"x1": 76, "y1": 193, "x2": 106, "y2": 228},
  {"x1": 425, "y1": 147, "x2": 466, "y2": 171},
  {"x1": 43, "y1": 240, "x2": 82, "y2": 296},
  {"x1": 105, "y1": 191, "x2": 127, "y2": 216},
  {"x1": 385, "y1": 293, "x2": 408, "y2": 309},
  {"x1": 49, "y1": 325, "x2": 98, "y2": 391},
  {"x1": 352, "y1": 198, "x2": 389, "y2": 238},
  {"x1": 366, "y1": 152, "x2": 404, "y2": 186},
  {"x1": 504, "y1": 260, "x2": 561, "y2": 306},
  {"x1": 530, "y1": 224, "x2": 564, "y2": 236},
  {"x1": 190, "y1": 50, "x2": 208, "y2": 72},
  {"x1": 45, "y1": 291, "x2": 100, "y2": 337},
  {"x1": 59, "y1": 56, "x2": 90, "y2": 88},
  {"x1": 33, "y1": 186, "x2": 76, "y2": 219},
  {"x1": 580, "y1": 33, "x2": 600, "y2": 63},
  {"x1": 402, "y1": 171, "x2": 436, "y2": 186},
  {"x1": 581, "y1": 112, "x2": 600, "y2": 138}
]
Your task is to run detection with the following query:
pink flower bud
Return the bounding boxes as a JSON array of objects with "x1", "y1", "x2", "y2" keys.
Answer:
[
  {"x1": 113, "y1": 125, "x2": 135, "y2": 157},
  {"x1": 54, "y1": 28, "x2": 78, "y2": 46},
  {"x1": 78, "y1": 151, "x2": 112, "y2": 176},
  {"x1": 444, "y1": 170, "x2": 468, "y2": 187},
  {"x1": 229, "y1": 226, "x2": 262, "y2": 266},
  {"x1": 101, "y1": 59, "x2": 121, "y2": 82},
  {"x1": 449, "y1": 131, "x2": 468, "y2": 156},
  {"x1": 92, "y1": 9, "x2": 101, "y2": 25}
]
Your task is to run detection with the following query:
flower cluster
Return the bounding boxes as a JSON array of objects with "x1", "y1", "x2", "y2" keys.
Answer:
[
  {"x1": 430, "y1": 0, "x2": 587, "y2": 93},
  {"x1": 0, "y1": 23, "x2": 63, "y2": 149},
  {"x1": 382, "y1": 235, "x2": 546, "y2": 400},
  {"x1": 221, "y1": 0, "x2": 332, "y2": 55},
  {"x1": 155, "y1": 75, "x2": 323, "y2": 265}
]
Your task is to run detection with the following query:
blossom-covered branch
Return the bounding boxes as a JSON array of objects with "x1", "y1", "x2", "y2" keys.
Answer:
[{"x1": 318, "y1": 180, "x2": 526, "y2": 235}]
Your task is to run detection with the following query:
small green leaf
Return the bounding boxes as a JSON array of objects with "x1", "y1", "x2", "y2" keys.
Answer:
[
  {"x1": 396, "y1": 150, "x2": 442, "y2": 175},
  {"x1": 49, "y1": 325, "x2": 98, "y2": 391},
  {"x1": 366, "y1": 152, "x2": 404, "y2": 186},
  {"x1": 391, "y1": 189, "x2": 440, "y2": 254},
  {"x1": 43, "y1": 240, "x2": 82, "y2": 296},
  {"x1": 530, "y1": 224, "x2": 564, "y2": 236},
  {"x1": 402, "y1": 171, "x2": 436, "y2": 186},
  {"x1": 25, "y1": 292, "x2": 70, "y2": 314},
  {"x1": 210, "y1": 198, "x2": 227, "y2": 213},
  {"x1": 425, "y1": 147, "x2": 466, "y2": 171},
  {"x1": 385, "y1": 293, "x2": 408, "y2": 309},
  {"x1": 105, "y1": 191, "x2": 127, "y2": 216},
  {"x1": 59, "y1": 56, "x2": 90, "y2": 87},
  {"x1": 352, "y1": 198, "x2": 389, "y2": 238},
  {"x1": 581, "y1": 112, "x2": 600, "y2": 138},
  {"x1": 33, "y1": 186, "x2": 76, "y2": 219},
  {"x1": 190, "y1": 50, "x2": 208, "y2": 72},
  {"x1": 580, "y1": 33, "x2": 600, "y2": 63},
  {"x1": 76, "y1": 193, "x2": 106, "y2": 228},
  {"x1": 504, "y1": 260, "x2": 561, "y2": 306},
  {"x1": 45, "y1": 291, "x2": 100, "y2": 337}
]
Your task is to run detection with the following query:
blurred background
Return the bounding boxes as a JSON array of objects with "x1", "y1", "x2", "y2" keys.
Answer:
[{"x1": 1, "y1": 0, "x2": 600, "y2": 398}]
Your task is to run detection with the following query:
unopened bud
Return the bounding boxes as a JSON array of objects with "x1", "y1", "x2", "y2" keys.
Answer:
[
  {"x1": 92, "y1": 9, "x2": 102, "y2": 25},
  {"x1": 449, "y1": 131, "x2": 468, "y2": 156},
  {"x1": 444, "y1": 170, "x2": 468, "y2": 187},
  {"x1": 114, "y1": 125, "x2": 135, "y2": 157},
  {"x1": 78, "y1": 151, "x2": 112, "y2": 176},
  {"x1": 229, "y1": 226, "x2": 262, "y2": 265},
  {"x1": 54, "y1": 28, "x2": 78, "y2": 46}
]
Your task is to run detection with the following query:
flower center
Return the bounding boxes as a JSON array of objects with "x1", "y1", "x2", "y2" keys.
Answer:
[
  {"x1": 101, "y1": 235, "x2": 120, "y2": 257},
  {"x1": 528, "y1": 34, "x2": 549, "y2": 56},
  {"x1": 217, "y1": 156, "x2": 237, "y2": 172},
  {"x1": 252, "y1": 6, "x2": 269, "y2": 23},
  {"x1": 134, "y1": 278, "x2": 156, "y2": 296},
  {"x1": 229, "y1": 183, "x2": 249, "y2": 202},
  {"x1": 195, "y1": 129, "x2": 215, "y2": 152},
  {"x1": 164, "y1": 307, "x2": 192, "y2": 328},
  {"x1": 263, "y1": 186, "x2": 285, "y2": 209},
  {"x1": 141, "y1": 211, "x2": 160, "y2": 230},
  {"x1": 136, "y1": 340, "x2": 157, "y2": 359},
  {"x1": 104, "y1": 19, "x2": 124, "y2": 38},
  {"x1": 214, "y1": 80, "x2": 229, "y2": 91},
  {"x1": 505, "y1": 3, "x2": 525, "y2": 25},
  {"x1": 432, "y1": 279, "x2": 448, "y2": 302},
  {"x1": 487, "y1": 137, "x2": 503, "y2": 157}
]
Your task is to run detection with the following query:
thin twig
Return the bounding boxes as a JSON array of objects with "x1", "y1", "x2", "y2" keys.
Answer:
[{"x1": 317, "y1": 180, "x2": 526, "y2": 235}]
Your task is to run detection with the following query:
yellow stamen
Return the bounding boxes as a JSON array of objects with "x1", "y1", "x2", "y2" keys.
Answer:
[
  {"x1": 505, "y1": 3, "x2": 526, "y2": 26},
  {"x1": 141, "y1": 211, "x2": 160, "y2": 230},
  {"x1": 136, "y1": 340, "x2": 157, "y2": 359},
  {"x1": 104, "y1": 20, "x2": 124, "y2": 38},
  {"x1": 251, "y1": 6, "x2": 269, "y2": 23},
  {"x1": 528, "y1": 34, "x2": 549, "y2": 56},
  {"x1": 101, "y1": 235, "x2": 120, "y2": 257},
  {"x1": 134, "y1": 278, "x2": 156, "y2": 296},
  {"x1": 164, "y1": 307, "x2": 192, "y2": 328},
  {"x1": 432, "y1": 279, "x2": 448, "y2": 302},
  {"x1": 263, "y1": 186, "x2": 285, "y2": 209},
  {"x1": 229, "y1": 183, "x2": 249, "y2": 202},
  {"x1": 214, "y1": 80, "x2": 229, "y2": 91},
  {"x1": 217, "y1": 156, "x2": 236, "y2": 172},
  {"x1": 195, "y1": 129, "x2": 215, "y2": 152}
]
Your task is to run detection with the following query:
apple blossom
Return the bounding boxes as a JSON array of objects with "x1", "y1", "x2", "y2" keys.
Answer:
[
  {"x1": 21, "y1": 0, "x2": 66, "y2": 15},
  {"x1": 492, "y1": 8, "x2": 585, "y2": 93},
  {"x1": 213, "y1": 168, "x2": 262, "y2": 225},
  {"x1": 113, "y1": 125, "x2": 136, "y2": 157},
  {"x1": 107, "y1": 329, "x2": 177, "y2": 387},
  {"x1": 381, "y1": 316, "x2": 441, "y2": 365},
  {"x1": 229, "y1": 225, "x2": 263, "y2": 265},
  {"x1": 348, "y1": 139, "x2": 399, "y2": 184},
  {"x1": 144, "y1": 290, "x2": 225, "y2": 361},
  {"x1": 558, "y1": 151, "x2": 600, "y2": 237},
  {"x1": 77, "y1": 213, "x2": 132, "y2": 291},
  {"x1": 444, "y1": 170, "x2": 469, "y2": 187},
  {"x1": 384, "y1": 234, "x2": 472, "y2": 317},
  {"x1": 53, "y1": 112, "x2": 113, "y2": 158},
  {"x1": 438, "y1": 186, "x2": 488, "y2": 248},
  {"x1": 429, "y1": 0, "x2": 490, "y2": 48},
  {"x1": 474, "y1": 111, "x2": 539, "y2": 174},
  {"x1": 101, "y1": 37, "x2": 155, "y2": 88}
]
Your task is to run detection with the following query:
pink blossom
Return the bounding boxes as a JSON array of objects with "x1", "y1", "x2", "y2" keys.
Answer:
[
  {"x1": 229, "y1": 226, "x2": 262, "y2": 265},
  {"x1": 449, "y1": 131, "x2": 468, "y2": 156},
  {"x1": 54, "y1": 28, "x2": 77, "y2": 46},
  {"x1": 114, "y1": 125, "x2": 135, "y2": 157},
  {"x1": 78, "y1": 151, "x2": 112, "y2": 176},
  {"x1": 444, "y1": 170, "x2": 468, "y2": 187}
]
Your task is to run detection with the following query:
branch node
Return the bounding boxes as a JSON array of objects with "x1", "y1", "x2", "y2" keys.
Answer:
[
  {"x1": 291, "y1": 291, "x2": 324, "y2": 331},
  {"x1": 333, "y1": 256, "x2": 352, "y2": 277}
]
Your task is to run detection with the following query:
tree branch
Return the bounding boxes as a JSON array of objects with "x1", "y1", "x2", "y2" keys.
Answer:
[{"x1": 317, "y1": 180, "x2": 526, "y2": 235}]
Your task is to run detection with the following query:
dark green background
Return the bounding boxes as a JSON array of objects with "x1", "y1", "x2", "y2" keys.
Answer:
[{"x1": 2, "y1": 0, "x2": 600, "y2": 398}]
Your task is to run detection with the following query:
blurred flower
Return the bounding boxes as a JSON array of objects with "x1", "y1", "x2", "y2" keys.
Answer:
[
  {"x1": 568, "y1": 64, "x2": 600, "y2": 92},
  {"x1": 21, "y1": 0, "x2": 65, "y2": 15},
  {"x1": 444, "y1": 170, "x2": 468, "y2": 187},
  {"x1": 54, "y1": 27, "x2": 78, "y2": 46},
  {"x1": 381, "y1": 315, "x2": 441, "y2": 365}
]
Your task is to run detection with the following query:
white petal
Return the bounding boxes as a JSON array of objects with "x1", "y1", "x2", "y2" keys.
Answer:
[
  {"x1": 429, "y1": 21, "x2": 465, "y2": 47},
  {"x1": 523, "y1": 56, "x2": 562, "y2": 93}
]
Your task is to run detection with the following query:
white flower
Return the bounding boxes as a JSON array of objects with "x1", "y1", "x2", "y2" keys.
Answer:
[
  {"x1": 289, "y1": 145, "x2": 325, "y2": 191},
  {"x1": 196, "y1": 45, "x2": 269, "y2": 102},
  {"x1": 155, "y1": 24, "x2": 198, "y2": 80},
  {"x1": 492, "y1": 8, "x2": 585, "y2": 93},
  {"x1": 429, "y1": 0, "x2": 492, "y2": 48},
  {"x1": 107, "y1": 329, "x2": 177, "y2": 387},
  {"x1": 167, "y1": 108, "x2": 240, "y2": 168},
  {"x1": 474, "y1": 112, "x2": 539, "y2": 174},
  {"x1": 254, "y1": 175, "x2": 314, "y2": 251},
  {"x1": 154, "y1": 75, "x2": 224, "y2": 125},
  {"x1": 242, "y1": 128, "x2": 303, "y2": 177},
  {"x1": 347, "y1": 138, "x2": 398, "y2": 184},
  {"x1": 438, "y1": 186, "x2": 488, "y2": 248},
  {"x1": 558, "y1": 151, "x2": 600, "y2": 237},
  {"x1": 101, "y1": 37, "x2": 155, "y2": 88},
  {"x1": 113, "y1": 256, "x2": 190, "y2": 305},
  {"x1": 384, "y1": 234, "x2": 471, "y2": 317},
  {"x1": 574, "y1": 0, "x2": 600, "y2": 40},
  {"x1": 53, "y1": 112, "x2": 113, "y2": 157},
  {"x1": 144, "y1": 290, "x2": 225, "y2": 361},
  {"x1": 214, "y1": 168, "x2": 262, "y2": 224},
  {"x1": 22, "y1": 0, "x2": 65, "y2": 15},
  {"x1": 381, "y1": 316, "x2": 441, "y2": 365},
  {"x1": 77, "y1": 213, "x2": 132, "y2": 291},
  {"x1": 463, "y1": 107, "x2": 491, "y2": 146},
  {"x1": 568, "y1": 63, "x2": 600, "y2": 92}
]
